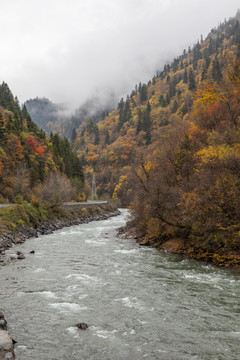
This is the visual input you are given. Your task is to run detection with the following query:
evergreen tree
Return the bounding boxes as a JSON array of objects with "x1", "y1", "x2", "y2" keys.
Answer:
[
  {"x1": 118, "y1": 97, "x2": 124, "y2": 110},
  {"x1": 188, "y1": 68, "x2": 196, "y2": 90},
  {"x1": 208, "y1": 37, "x2": 213, "y2": 55},
  {"x1": 138, "y1": 82, "x2": 142, "y2": 93},
  {"x1": 136, "y1": 117, "x2": 142, "y2": 135},
  {"x1": 212, "y1": 56, "x2": 222, "y2": 82},
  {"x1": 140, "y1": 84, "x2": 148, "y2": 102},
  {"x1": 172, "y1": 58, "x2": 179, "y2": 72},
  {"x1": 93, "y1": 125, "x2": 100, "y2": 145},
  {"x1": 171, "y1": 100, "x2": 178, "y2": 113},
  {"x1": 169, "y1": 80, "x2": 176, "y2": 98},
  {"x1": 72, "y1": 155, "x2": 84, "y2": 181},
  {"x1": 159, "y1": 94, "x2": 166, "y2": 107},
  {"x1": 183, "y1": 68, "x2": 188, "y2": 84},
  {"x1": 71, "y1": 128, "x2": 77, "y2": 142},
  {"x1": 6, "y1": 115, "x2": 14, "y2": 132},
  {"x1": 142, "y1": 107, "x2": 151, "y2": 145},
  {"x1": 123, "y1": 98, "x2": 132, "y2": 123},
  {"x1": 166, "y1": 93, "x2": 170, "y2": 105},
  {"x1": 104, "y1": 130, "x2": 110, "y2": 145},
  {"x1": 117, "y1": 98, "x2": 125, "y2": 131},
  {"x1": 0, "y1": 82, "x2": 16, "y2": 112},
  {"x1": 147, "y1": 101, "x2": 151, "y2": 113}
]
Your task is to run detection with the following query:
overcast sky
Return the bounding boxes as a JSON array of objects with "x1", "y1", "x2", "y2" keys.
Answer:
[{"x1": 0, "y1": 0, "x2": 239, "y2": 110}]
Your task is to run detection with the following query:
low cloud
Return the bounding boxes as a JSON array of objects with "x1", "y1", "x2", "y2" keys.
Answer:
[{"x1": 0, "y1": 0, "x2": 239, "y2": 111}]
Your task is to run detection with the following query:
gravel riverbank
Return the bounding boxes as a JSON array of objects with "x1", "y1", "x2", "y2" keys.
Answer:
[{"x1": 0, "y1": 207, "x2": 120, "y2": 263}]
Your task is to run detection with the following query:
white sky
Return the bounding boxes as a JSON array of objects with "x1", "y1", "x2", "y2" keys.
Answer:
[{"x1": 0, "y1": 0, "x2": 239, "y2": 109}]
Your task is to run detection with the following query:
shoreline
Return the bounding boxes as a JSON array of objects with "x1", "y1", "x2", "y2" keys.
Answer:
[
  {"x1": 0, "y1": 203, "x2": 120, "y2": 261},
  {"x1": 0, "y1": 204, "x2": 120, "y2": 358},
  {"x1": 119, "y1": 226, "x2": 240, "y2": 270}
]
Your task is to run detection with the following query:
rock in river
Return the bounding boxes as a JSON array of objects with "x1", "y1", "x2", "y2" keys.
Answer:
[
  {"x1": 16, "y1": 252, "x2": 25, "y2": 260},
  {"x1": 0, "y1": 330, "x2": 14, "y2": 351},
  {"x1": 76, "y1": 322, "x2": 88, "y2": 330}
]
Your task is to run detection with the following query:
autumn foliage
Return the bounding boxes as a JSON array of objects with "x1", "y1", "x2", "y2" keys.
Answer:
[
  {"x1": 70, "y1": 11, "x2": 240, "y2": 254},
  {"x1": 0, "y1": 83, "x2": 84, "y2": 203}
]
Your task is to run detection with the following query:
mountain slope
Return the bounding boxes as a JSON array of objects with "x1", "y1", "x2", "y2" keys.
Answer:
[
  {"x1": 0, "y1": 83, "x2": 84, "y2": 203},
  {"x1": 72, "y1": 10, "x2": 240, "y2": 264}
]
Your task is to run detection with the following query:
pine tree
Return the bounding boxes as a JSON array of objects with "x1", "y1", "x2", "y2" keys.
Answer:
[
  {"x1": 166, "y1": 93, "x2": 170, "y2": 105},
  {"x1": 117, "y1": 98, "x2": 124, "y2": 131},
  {"x1": 147, "y1": 101, "x2": 151, "y2": 113},
  {"x1": 104, "y1": 130, "x2": 110, "y2": 145},
  {"x1": 142, "y1": 107, "x2": 151, "y2": 145},
  {"x1": 183, "y1": 68, "x2": 188, "y2": 84},
  {"x1": 212, "y1": 56, "x2": 222, "y2": 82},
  {"x1": 71, "y1": 128, "x2": 77, "y2": 142},
  {"x1": 123, "y1": 98, "x2": 132, "y2": 123},
  {"x1": 188, "y1": 68, "x2": 196, "y2": 90},
  {"x1": 136, "y1": 117, "x2": 142, "y2": 135},
  {"x1": 140, "y1": 84, "x2": 148, "y2": 102},
  {"x1": 0, "y1": 82, "x2": 16, "y2": 112},
  {"x1": 169, "y1": 80, "x2": 176, "y2": 98},
  {"x1": 208, "y1": 37, "x2": 213, "y2": 55},
  {"x1": 72, "y1": 155, "x2": 84, "y2": 181},
  {"x1": 171, "y1": 100, "x2": 178, "y2": 113},
  {"x1": 201, "y1": 56, "x2": 210, "y2": 81},
  {"x1": 94, "y1": 125, "x2": 100, "y2": 145},
  {"x1": 159, "y1": 94, "x2": 166, "y2": 107}
]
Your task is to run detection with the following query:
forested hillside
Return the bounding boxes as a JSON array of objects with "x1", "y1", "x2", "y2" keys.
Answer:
[
  {"x1": 0, "y1": 83, "x2": 84, "y2": 204},
  {"x1": 72, "y1": 10, "x2": 240, "y2": 260}
]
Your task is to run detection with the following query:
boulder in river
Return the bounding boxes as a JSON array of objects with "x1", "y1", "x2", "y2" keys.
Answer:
[
  {"x1": 29, "y1": 250, "x2": 35, "y2": 254},
  {"x1": 76, "y1": 322, "x2": 88, "y2": 330},
  {"x1": 0, "y1": 330, "x2": 13, "y2": 351},
  {"x1": 16, "y1": 252, "x2": 25, "y2": 260}
]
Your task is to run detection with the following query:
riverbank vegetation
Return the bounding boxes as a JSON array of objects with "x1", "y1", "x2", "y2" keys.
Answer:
[{"x1": 0, "y1": 200, "x2": 118, "y2": 242}]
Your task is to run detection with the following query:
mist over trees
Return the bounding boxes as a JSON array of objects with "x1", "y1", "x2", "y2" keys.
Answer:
[
  {"x1": 70, "y1": 10, "x2": 240, "y2": 259},
  {"x1": 26, "y1": 93, "x2": 117, "y2": 139}
]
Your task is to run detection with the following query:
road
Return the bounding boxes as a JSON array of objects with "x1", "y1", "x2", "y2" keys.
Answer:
[{"x1": 0, "y1": 201, "x2": 108, "y2": 208}]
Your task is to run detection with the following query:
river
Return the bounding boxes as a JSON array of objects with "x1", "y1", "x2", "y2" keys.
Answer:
[{"x1": 0, "y1": 209, "x2": 240, "y2": 360}]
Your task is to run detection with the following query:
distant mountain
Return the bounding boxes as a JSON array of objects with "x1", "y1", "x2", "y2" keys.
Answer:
[
  {"x1": 25, "y1": 97, "x2": 67, "y2": 136},
  {"x1": 26, "y1": 93, "x2": 117, "y2": 139}
]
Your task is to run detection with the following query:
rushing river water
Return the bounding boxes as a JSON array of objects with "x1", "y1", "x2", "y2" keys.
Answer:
[{"x1": 0, "y1": 210, "x2": 240, "y2": 360}]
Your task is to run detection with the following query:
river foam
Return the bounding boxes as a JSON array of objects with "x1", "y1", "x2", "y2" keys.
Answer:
[
  {"x1": 1, "y1": 209, "x2": 240, "y2": 360},
  {"x1": 49, "y1": 302, "x2": 88, "y2": 312}
]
